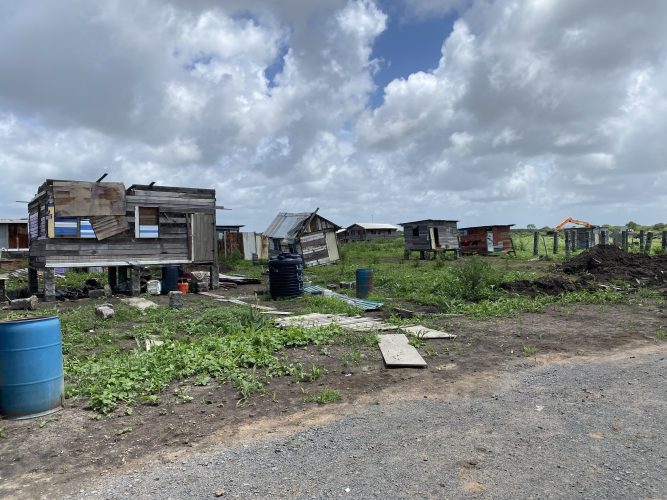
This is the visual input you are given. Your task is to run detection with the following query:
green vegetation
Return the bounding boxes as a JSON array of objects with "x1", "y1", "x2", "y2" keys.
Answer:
[
  {"x1": 305, "y1": 388, "x2": 342, "y2": 404},
  {"x1": 522, "y1": 345, "x2": 537, "y2": 356}
]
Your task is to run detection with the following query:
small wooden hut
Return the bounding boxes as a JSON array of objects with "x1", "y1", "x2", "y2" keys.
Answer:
[
  {"x1": 459, "y1": 224, "x2": 515, "y2": 255},
  {"x1": 28, "y1": 179, "x2": 218, "y2": 300},
  {"x1": 399, "y1": 219, "x2": 459, "y2": 259},
  {"x1": 343, "y1": 223, "x2": 398, "y2": 242},
  {"x1": 264, "y1": 211, "x2": 340, "y2": 266}
]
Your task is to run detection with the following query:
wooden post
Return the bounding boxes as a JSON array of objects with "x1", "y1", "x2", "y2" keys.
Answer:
[
  {"x1": 108, "y1": 266, "x2": 117, "y2": 290},
  {"x1": 639, "y1": 230, "x2": 645, "y2": 253},
  {"x1": 622, "y1": 230, "x2": 628, "y2": 252},
  {"x1": 600, "y1": 230, "x2": 607, "y2": 245},
  {"x1": 533, "y1": 231, "x2": 539, "y2": 257},
  {"x1": 570, "y1": 230, "x2": 576, "y2": 252},
  {"x1": 28, "y1": 267, "x2": 39, "y2": 294},
  {"x1": 403, "y1": 249, "x2": 410, "y2": 260},
  {"x1": 419, "y1": 251, "x2": 426, "y2": 260},
  {"x1": 645, "y1": 231, "x2": 654, "y2": 255},
  {"x1": 586, "y1": 231, "x2": 592, "y2": 249},
  {"x1": 662, "y1": 231, "x2": 667, "y2": 252},
  {"x1": 44, "y1": 268, "x2": 56, "y2": 302},
  {"x1": 131, "y1": 266, "x2": 141, "y2": 296},
  {"x1": 564, "y1": 231, "x2": 570, "y2": 257},
  {"x1": 553, "y1": 232, "x2": 558, "y2": 254}
]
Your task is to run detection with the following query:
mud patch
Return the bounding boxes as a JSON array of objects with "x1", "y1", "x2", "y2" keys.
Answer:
[{"x1": 499, "y1": 275, "x2": 592, "y2": 297}]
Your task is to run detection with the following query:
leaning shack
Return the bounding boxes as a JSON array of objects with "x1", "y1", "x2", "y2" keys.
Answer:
[{"x1": 28, "y1": 180, "x2": 218, "y2": 300}]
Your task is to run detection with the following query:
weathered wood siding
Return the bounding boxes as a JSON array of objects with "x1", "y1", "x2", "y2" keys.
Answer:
[
  {"x1": 459, "y1": 225, "x2": 513, "y2": 255},
  {"x1": 346, "y1": 226, "x2": 397, "y2": 241},
  {"x1": 29, "y1": 182, "x2": 216, "y2": 268},
  {"x1": 403, "y1": 221, "x2": 459, "y2": 251}
]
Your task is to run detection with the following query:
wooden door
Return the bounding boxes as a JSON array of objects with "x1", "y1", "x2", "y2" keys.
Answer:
[{"x1": 190, "y1": 213, "x2": 215, "y2": 262}]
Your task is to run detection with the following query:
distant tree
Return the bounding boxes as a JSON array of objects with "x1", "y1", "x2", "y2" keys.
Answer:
[
  {"x1": 526, "y1": 224, "x2": 536, "y2": 230},
  {"x1": 540, "y1": 226, "x2": 551, "y2": 231},
  {"x1": 626, "y1": 221, "x2": 639, "y2": 231},
  {"x1": 652, "y1": 223, "x2": 666, "y2": 231}
]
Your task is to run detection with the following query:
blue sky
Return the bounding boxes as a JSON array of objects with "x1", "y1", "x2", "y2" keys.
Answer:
[{"x1": 370, "y1": 2, "x2": 457, "y2": 107}]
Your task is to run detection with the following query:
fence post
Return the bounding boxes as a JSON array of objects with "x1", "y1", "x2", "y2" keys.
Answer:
[
  {"x1": 533, "y1": 231, "x2": 539, "y2": 257},
  {"x1": 622, "y1": 230, "x2": 629, "y2": 252},
  {"x1": 571, "y1": 230, "x2": 577, "y2": 252},
  {"x1": 662, "y1": 231, "x2": 667, "y2": 252},
  {"x1": 553, "y1": 232, "x2": 559, "y2": 254},
  {"x1": 600, "y1": 230, "x2": 607, "y2": 245},
  {"x1": 639, "y1": 230, "x2": 645, "y2": 253},
  {"x1": 564, "y1": 231, "x2": 571, "y2": 257},
  {"x1": 645, "y1": 231, "x2": 654, "y2": 255}
]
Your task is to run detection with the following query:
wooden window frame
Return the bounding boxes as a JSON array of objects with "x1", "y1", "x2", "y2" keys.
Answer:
[{"x1": 135, "y1": 206, "x2": 160, "y2": 239}]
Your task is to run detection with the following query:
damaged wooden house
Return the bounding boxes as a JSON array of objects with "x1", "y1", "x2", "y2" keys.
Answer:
[
  {"x1": 400, "y1": 219, "x2": 460, "y2": 259},
  {"x1": 263, "y1": 211, "x2": 341, "y2": 266},
  {"x1": 28, "y1": 179, "x2": 218, "y2": 301},
  {"x1": 459, "y1": 224, "x2": 515, "y2": 255}
]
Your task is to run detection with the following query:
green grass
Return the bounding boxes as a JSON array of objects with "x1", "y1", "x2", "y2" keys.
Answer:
[{"x1": 305, "y1": 388, "x2": 342, "y2": 404}]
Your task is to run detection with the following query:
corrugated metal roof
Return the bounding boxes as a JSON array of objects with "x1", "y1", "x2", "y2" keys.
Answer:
[
  {"x1": 459, "y1": 224, "x2": 515, "y2": 230},
  {"x1": 399, "y1": 219, "x2": 459, "y2": 225},
  {"x1": 0, "y1": 219, "x2": 28, "y2": 224},
  {"x1": 348, "y1": 223, "x2": 398, "y2": 230},
  {"x1": 263, "y1": 212, "x2": 312, "y2": 240}
]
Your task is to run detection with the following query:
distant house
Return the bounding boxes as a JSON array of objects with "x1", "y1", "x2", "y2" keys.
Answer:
[
  {"x1": 459, "y1": 225, "x2": 515, "y2": 255},
  {"x1": 264, "y1": 211, "x2": 341, "y2": 266},
  {"x1": 28, "y1": 179, "x2": 219, "y2": 300},
  {"x1": 343, "y1": 223, "x2": 399, "y2": 242},
  {"x1": 0, "y1": 219, "x2": 29, "y2": 251},
  {"x1": 216, "y1": 224, "x2": 244, "y2": 240},
  {"x1": 400, "y1": 219, "x2": 459, "y2": 259}
]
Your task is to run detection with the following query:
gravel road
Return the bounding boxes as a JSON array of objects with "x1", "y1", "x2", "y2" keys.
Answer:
[{"x1": 74, "y1": 347, "x2": 666, "y2": 499}]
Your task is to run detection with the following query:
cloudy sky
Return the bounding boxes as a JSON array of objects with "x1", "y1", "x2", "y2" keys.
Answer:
[{"x1": 1, "y1": 0, "x2": 665, "y2": 230}]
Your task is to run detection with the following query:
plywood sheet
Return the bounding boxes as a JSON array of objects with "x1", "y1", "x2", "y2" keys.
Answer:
[
  {"x1": 378, "y1": 334, "x2": 427, "y2": 368},
  {"x1": 400, "y1": 325, "x2": 457, "y2": 339},
  {"x1": 52, "y1": 181, "x2": 126, "y2": 217}
]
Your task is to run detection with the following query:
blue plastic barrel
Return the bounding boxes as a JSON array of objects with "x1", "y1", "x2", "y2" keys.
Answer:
[
  {"x1": 162, "y1": 265, "x2": 180, "y2": 294},
  {"x1": 356, "y1": 268, "x2": 374, "y2": 299},
  {"x1": 0, "y1": 316, "x2": 64, "y2": 419}
]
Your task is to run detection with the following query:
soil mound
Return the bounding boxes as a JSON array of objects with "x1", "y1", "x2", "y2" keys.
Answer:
[
  {"x1": 561, "y1": 244, "x2": 667, "y2": 282},
  {"x1": 500, "y1": 276, "x2": 590, "y2": 298}
]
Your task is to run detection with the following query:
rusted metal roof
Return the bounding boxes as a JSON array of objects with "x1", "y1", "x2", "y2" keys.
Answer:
[{"x1": 263, "y1": 212, "x2": 312, "y2": 241}]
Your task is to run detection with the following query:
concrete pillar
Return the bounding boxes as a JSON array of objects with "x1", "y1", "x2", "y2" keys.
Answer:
[
  {"x1": 44, "y1": 268, "x2": 56, "y2": 302},
  {"x1": 639, "y1": 230, "x2": 645, "y2": 253},
  {"x1": 564, "y1": 231, "x2": 571, "y2": 257},
  {"x1": 533, "y1": 231, "x2": 539, "y2": 257},
  {"x1": 553, "y1": 232, "x2": 559, "y2": 254},
  {"x1": 209, "y1": 263, "x2": 220, "y2": 290},
  {"x1": 645, "y1": 231, "x2": 654, "y2": 255},
  {"x1": 622, "y1": 230, "x2": 629, "y2": 252},
  {"x1": 571, "y1": 230, "x2": 577, "y2": 252},
  {"x1": 131, "y1": 266, "x2": 141, "y2": 296}
]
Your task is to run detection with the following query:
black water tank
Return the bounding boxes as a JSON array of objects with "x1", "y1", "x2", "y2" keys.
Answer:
[{"x1": 269, "y1": 253, "x2": 304, "y2": 299}]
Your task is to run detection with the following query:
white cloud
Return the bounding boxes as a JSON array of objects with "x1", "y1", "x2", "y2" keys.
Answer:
[{"x1": 0, "y1": 0, "x2": 666, "y2": 229}]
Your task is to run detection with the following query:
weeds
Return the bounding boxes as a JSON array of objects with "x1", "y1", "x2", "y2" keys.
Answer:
[
  {"x1": 306, "y1": 388, "x2": 342, "y2": 404},
  {"x1": 522, "y1": 345, "x2": 537, "y2": 356},
  {"x1": 341, "y1": 349, "x2": 362, "y2": 367}
]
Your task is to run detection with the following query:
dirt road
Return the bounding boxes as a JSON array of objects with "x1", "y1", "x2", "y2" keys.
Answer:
[{"x1": 72, "y1": 344, "x2": 667, "y2": 499}]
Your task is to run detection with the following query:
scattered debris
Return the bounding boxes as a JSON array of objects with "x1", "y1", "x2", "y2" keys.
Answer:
[
  {"x1": 146, "y1": 280, "x2": 161, "y2": 295},
  {"x1": 303, "y1": 285, "x2": 383, "y2": 311},
  {"x1": 500, "y1": 276, "x2": 592, "y2": 298},
  {"x1": 9, "y1": 295, "x2": 38, "y2": 310},
  {"x1": 198, "y1": 292, "x2": 292, "y2": 315},
  {"x1": 145, "y1": 337, "x2": 164, "y2": 351},
  {"x1": 219, "y1": 274, "x2": 262, "y2": 285},
  {"x1": 400, "y1": 325, "x2": 456, "y2": 339},
  {"x1": 275, "y1": 313, "x2": 396, "y2": 332},
  {"x1": 378, "y1": 334, "x2": 427, "y2": 368},
  {"x1": 121, "y1": 297, "x2": 158, "y2": 311},
  {"x1": 168, "y1": 290, "x2": 183, "y2": 309},
  {"x1": 95, "y1": 304, "x2": 115, "y2": 319},
  {"x1": 215, "y1": 489, "x2": 225, "y2": 497},
  {"x1": 392, "y1": 307, "x2": 414, "y2": 319}
]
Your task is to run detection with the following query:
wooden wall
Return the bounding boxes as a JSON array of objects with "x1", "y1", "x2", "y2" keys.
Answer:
[
  {"x1": 29, "y1": 182, "x2": 216, "y2": 268},
  {"x1": 403, "y1": 221, "x2": 459, "y2": 251}
]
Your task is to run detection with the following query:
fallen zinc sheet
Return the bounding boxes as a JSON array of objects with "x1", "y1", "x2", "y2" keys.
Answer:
[
  {"x1": 377, "y1": 334, "x2": 427, "y2": 368},
  {"x1": 198, "y1": 291, "x2": 292, "y2": 315},
  {"x1": 275, "y1": 313, "x2": 396, "y2": 331},
  {"x1": 274, "y1": 313, "x2": 456, "y2": 339},
  {"x1": 303, "y1": 285, "x2": 383, "y2": 311},
  {"x1": 218, "y1": 274, "x2": 262, "y2": 285}
]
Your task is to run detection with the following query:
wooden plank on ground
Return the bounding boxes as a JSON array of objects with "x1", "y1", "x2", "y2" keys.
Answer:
[
  {"x1": 378, "y1": 334, "x2": 427, "y2": 368},
  {"x1": 400, "y1": 325, "x2": 457, "y2": 339}
]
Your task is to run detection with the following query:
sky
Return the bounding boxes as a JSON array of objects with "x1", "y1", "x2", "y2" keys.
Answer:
[{"x1": 0, "y1": 0, "x2": 666, "y2": 231}]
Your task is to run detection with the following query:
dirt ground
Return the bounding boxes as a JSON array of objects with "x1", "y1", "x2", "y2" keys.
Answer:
[{"x1": 1, "y1": 291, "x2": 665, "y2": 499}]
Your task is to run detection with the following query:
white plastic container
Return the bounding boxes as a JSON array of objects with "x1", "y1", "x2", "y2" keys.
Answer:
[{"x1": 146, "y1": 280, "x2": 161, "y2": 295}]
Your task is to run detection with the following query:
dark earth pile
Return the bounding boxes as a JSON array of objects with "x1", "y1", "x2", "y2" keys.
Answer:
[
  {"x1": 561, "y1": 244, "x2": 667, "y2": 282},
  {"x1": 500, "y1": 275, "x2": 592, "y2": 298}
]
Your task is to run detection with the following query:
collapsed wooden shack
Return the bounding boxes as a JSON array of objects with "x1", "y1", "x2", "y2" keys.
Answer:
[
  {"x1": 341, "y1": 223, "x2": 399, "y2": 242},
  {"x1": 28, "y1": 180, "x2": 218, "y2": 300},
  {"x1": 264, "y1": 211, "x2": 340, "y2": 266},
  {"x1": 400, "y1": 219, "x2": 460, "y2": 259},
  {"x1": 459, "y1": 224, "x2": 515, "y2": 255}
]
